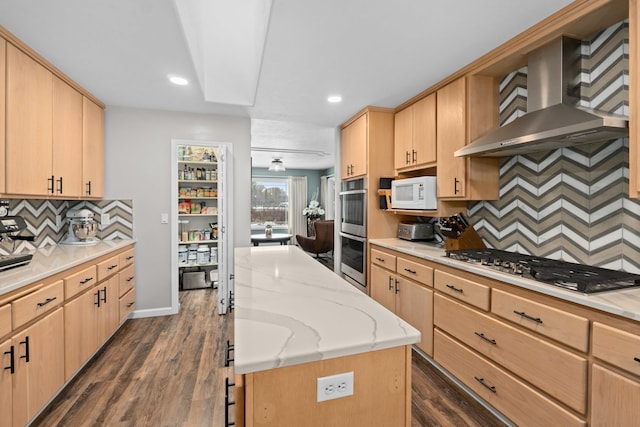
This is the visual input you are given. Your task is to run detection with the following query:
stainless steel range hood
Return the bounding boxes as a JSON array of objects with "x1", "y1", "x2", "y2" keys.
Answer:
[{"x1": 455, "y1": 37, "x2": 628, "y2": 158}]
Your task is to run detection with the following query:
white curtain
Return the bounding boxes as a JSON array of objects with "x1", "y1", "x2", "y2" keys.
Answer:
[
  {"x1": 320, "y1": 175, "x2": 327, "y2": 211},
  {"x1": 288, "y1": 176, "x2": 307, "y2": 241}
]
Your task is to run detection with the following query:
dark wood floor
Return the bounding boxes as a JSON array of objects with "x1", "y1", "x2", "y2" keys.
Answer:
[{"x1": 34, "y1": 289, "x2": 505, "y2": 427}]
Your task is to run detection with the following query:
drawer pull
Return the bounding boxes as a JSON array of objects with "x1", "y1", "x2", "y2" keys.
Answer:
[
  {"x1": 513, "y1": 310, "x2": 543, "y2": 324},
  {"x1": 4, "y1": 346, "x2": 15, "y2": 374},
  {"x1": 126, "y1": 276, "x2": 134, "y2": 282},
  {"x1": 19, "y1": 337, "x2": 30, "y2": 362},
  {"x1": 403, "y1": 268, "x2": 417, "y2": 275},
  {"x1": 474, "y1": 376, "x2": 497, "y2": 393},
  {"x1": 388, "y1": 276, "x2": 394, "y2": 290},
  {"x1": 37, "y1": 297, "x2": 57, "y2": 307},
  {"x1": 375, "y1": 257, "x2": 385, "y2": 262},
  {"x1": 80, "y1": 277, "x2": 94, "y2": 284},
  {"x1": 634, "y1": 357, "x2": 640, "y2": 363},
  {"x1": 474, "y1": 332, "x2": 497, "y2": 345},
  {"x1": 127, "y1": 302, "x2": 135, "y2": 308},
  {"x1": 446, "y1": 284, "x2": 464, "y2": 293},
  {"x1": 126, "y1": 256, "x2": 134, "y2": 261},
  {"x1": 107, "y1": 264, "x2": 118, "y2": 270}
]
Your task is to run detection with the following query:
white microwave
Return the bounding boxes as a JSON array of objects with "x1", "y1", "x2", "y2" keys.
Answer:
[{"x1": 391, "y1": 176, "x2": 437, "y2": 210}]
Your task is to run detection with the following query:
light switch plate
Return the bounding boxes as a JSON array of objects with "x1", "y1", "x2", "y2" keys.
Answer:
[{"x1": 161, "y1": 213, "x2": 169, "y2": 224}]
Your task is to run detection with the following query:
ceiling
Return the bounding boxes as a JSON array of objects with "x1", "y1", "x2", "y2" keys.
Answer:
[{"x1": 0, "y1": 0, "x2": 573, "y2": 170}]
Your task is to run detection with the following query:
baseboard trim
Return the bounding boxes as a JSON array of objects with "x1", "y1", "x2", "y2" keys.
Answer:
[{"x1": 132, "y1": 304, "x2": 180, "y2": 318}]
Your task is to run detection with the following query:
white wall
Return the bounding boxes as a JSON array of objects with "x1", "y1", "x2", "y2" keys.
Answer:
[{"x1": 104, "y1": 107, "x2": 251, "y2": 313}]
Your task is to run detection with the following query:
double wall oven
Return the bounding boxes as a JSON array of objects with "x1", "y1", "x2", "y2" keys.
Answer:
[{"x1": 340, "y1": 178, "x2": 367, "y2": 293}]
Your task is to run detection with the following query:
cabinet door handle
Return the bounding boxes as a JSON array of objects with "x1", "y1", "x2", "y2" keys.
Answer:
[
  {"x1": 375, "y1": 257, "x2": 385, "y2": 262},
  {"x1": 37, "y1": 297, "x2": 57, "y2": 307},
  {"x1": 3, "y1": 346, "x2": 15, "y2": 374},
  {"x1": 412, "y1": 149, "x2": 417, "y2": 163},
  {"x1": 474, "y1": 332, "x2": 497, "y2": 345},
  {"x1": 446, "y1": 284, "x2": 464, "y2": 293},
  {"x1": 403, "y1": 268, "x2": 417, "y2": 275},
  {"x1": 474, "y1": 376, "x2": 497, "y2": 393},
  {"x1": 80, "y1": 277, "x2": 94, "y2": 284},
  {"x1": 101, "y1": 286, "x2": 107, "y2": 303},
  {"x1": 454, "y1": 177, "x2": 460, "y2": 194},
  {"x1": 95, "y1": 290, "x2": 101, "y2": 307},
  {"x1": 388, "y1": 276, "x2": 394, "y2": 290},
  {"x1": 86, "y1": 180, "x2": 92, "y2": 195},
  {"x1": 48, "y1": 175, "x2": 55, "y2": 194},
  {"x1": 56, "y1": 176, "x2": 63, "y2": 194},
  {"x1": 19, "y1": 337, "x2": 29, "y2": 363},
  {"x1": 395, "y1": 279, "x2": 400, "y2": 294},
  {"x1": 513, "y1": 310, "x2": 543, "y2": 324},
  {"x1": 406, "y1": 150, "x2": 411, "y2": 164}
]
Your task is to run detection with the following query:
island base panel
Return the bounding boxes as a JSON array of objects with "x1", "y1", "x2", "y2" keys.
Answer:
[{"x1": 240, "y1": 345, "x2": 411, "y2": 427}]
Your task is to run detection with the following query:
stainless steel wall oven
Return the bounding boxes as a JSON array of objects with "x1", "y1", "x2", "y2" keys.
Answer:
[{"x1": 339, "y1": 178, "x2": 367, "y2": 292}]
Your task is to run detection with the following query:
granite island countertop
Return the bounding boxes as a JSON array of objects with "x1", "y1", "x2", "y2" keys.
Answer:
[
  {"x1": 0, "y1": 239, "x2": 136, "y2": 297},
  {"x1": 233, "y1": 245, "x2": 420, "y2": 375},
  {"x1": 370, "y1": 238, "x2": 640, "y2": 322}
]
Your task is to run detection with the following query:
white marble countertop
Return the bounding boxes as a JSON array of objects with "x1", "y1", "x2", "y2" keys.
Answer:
[
  {"x1": 0, "y1": 239, "x2": 136, "y2": 297},
  {"x1": 370, "y1": 238, "x2": 640, "y2": 322},
  {"x1": 233, "y1": 246, "x2": 420, "y2": 375}
]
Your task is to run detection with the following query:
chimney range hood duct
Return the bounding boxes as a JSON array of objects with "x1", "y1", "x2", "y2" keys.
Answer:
[{"x1": 455, "y1": 37, "x2": 628, "y2": 158}]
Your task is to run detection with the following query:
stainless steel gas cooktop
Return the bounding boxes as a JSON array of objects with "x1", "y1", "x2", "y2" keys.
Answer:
[{"x1": 447, "y1": 249, "x2": 640, "y2": 294}]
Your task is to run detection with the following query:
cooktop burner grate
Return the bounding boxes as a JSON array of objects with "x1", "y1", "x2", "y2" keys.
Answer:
[{"x1": 447, "y1": 249, "x2": 640, "y2": 294}]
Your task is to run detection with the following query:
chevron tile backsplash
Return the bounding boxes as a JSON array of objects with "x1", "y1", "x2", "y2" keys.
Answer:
[
  {"x1": 0, "y1": 199, "x2": 133, "y2": 255},
  {"x1": 468, "y1": 19, "x2": 640, "y2": 273}
]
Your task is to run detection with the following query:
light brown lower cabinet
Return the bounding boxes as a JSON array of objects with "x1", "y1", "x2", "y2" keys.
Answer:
[
  {"x1": 434, "y1": 330, "x2": 585, "y2": 427},
  {"x1": 64, "y1": 275, "x2": 119, "y2": 380},
  {"x1": 12, "y1": 308, "x2": 64, "y2": 427},
  {"x1": 236, "y1": 346, "x2": 411, "y2": 427},
  {"x1": 1, "y1": 337, "x2": 13, "y2": 427},
  {"x1": 591, "y1": 364, "x2": 640, "y2": 426}
]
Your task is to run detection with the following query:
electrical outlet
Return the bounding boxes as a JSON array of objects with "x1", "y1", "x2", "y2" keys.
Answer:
[
  {"x1": 100, "y1": 213, "x2": 110, "y2": 226},
  {"x1": 317, "y1": 372, "x2": 354, "y2": 402}
]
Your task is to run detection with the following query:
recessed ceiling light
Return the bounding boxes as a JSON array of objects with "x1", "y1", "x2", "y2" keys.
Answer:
[
  {"x1": 327, "y1": 95, "x2": 342, "y2": 103},
  {"x1": 168, "y1": 75, "x2": 189, "y2": 86}
]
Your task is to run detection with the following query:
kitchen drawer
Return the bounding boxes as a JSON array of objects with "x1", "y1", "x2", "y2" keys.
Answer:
[
  {"x1": 97, "y1": 255, "x2": 120, "y2": 281},
  {"x1": 0, "y1": 304, "x2": 10, "y2": 338},
  {"x1": 371, "y1": 248, "x2": 396, "y2": 271},
  {"x1": 397, "y1": 257, "x2": 433, "y2": 287},
  {"x1": 119, "y1": 288, "x2": 135, "y2": 323},
  {"x1": 64, "y1": 264, "x2": 97, "y2": 299},
  {"x1": 434, "y1": 294, "x2": 587, "y2": 413},
  {"x1": 491, "y1": 289, "x2": 589, "y2": 353},
  {"x1": 119, "y1": 248, "x2": 135, "y2": 267},
  {"x1": 12, "y1": 280, "x2": 64, "y2": 328},
  {"x1": 592, "y1": 322, "x2": 640, "y2": 377},
  {"x1": 434, "y1": 330, "x2": 585, "y2": 427},
  {"x1": 119, "y1": 264, "x2": 135, "y2": 297},
  {"x1": 434, "y1": 270, "x2": 489, "y2": 310}
]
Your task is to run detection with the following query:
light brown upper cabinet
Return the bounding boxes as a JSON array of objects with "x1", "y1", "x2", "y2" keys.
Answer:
[
  {"x1": 394, "y1": 93, "x2": 437, "y2": 171},
  {"x1": 83, "y1": 97, "x2": 105, "y2": 198},
  {"x1": 341, "y1": 113, "x2": 368, "y2": 178},
  {"x1": 5, "y1": 44, "x2": 54, "y2": 196},
  {"x1": 53, "y1": 76, "x2": 83, "y2": 197},
  {"x1": 436, "y1": 76, "x2": 499, "y2": 200},
  {"x1": 3, "y1": 40, "x2": 105, "y2": 198}
]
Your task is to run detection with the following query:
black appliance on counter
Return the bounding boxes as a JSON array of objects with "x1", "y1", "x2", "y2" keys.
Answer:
[
  {"x1": 0, "y1": 215, "x2": 34, "y2": 271},
  {"x1": 447, "y1": 248, "x2": 640, "y2": 294}
]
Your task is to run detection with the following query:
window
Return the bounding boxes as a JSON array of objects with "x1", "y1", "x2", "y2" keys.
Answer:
[{"x1": 251, "y1": 178, "x2": 289, "y2": 226}]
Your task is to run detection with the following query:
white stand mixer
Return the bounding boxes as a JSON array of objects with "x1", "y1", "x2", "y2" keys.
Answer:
[{"x1": 60, "y1": 208, "x2": 99, "y2": 245}]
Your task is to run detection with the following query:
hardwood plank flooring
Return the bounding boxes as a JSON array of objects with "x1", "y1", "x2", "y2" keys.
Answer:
[{"x1": 33, "y1": 289, "x2": 505, "y2": 427}]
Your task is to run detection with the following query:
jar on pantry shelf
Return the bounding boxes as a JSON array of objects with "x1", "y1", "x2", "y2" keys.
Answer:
[
  {"x1": 210, "y1": 248, "x2": 218, "y2": 263},
  {"x1": 178, "y1": 246, "x2": 188, "y2": 264},
  {"x1": 187, "y1": 253, "x2": 197, "y2": 265},
  {"x1": 197, "y1": 245, "x2": 210, "y2": 264}
]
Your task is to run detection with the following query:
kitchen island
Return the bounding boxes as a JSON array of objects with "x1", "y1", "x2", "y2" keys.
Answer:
[{"x1": 233, "y1": 245, "x2": 420, "y2": 427}]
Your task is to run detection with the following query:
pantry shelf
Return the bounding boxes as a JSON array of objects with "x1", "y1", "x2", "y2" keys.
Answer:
[
  {"x1": 179, "y1": 262, "x2": 219, "y2": 269},
  {"x1": 178, "y1": 213, "x2": 218, "y2": 217},
  {"x1": 179, "y1": 239, "x2": 219, "y2": 245}
]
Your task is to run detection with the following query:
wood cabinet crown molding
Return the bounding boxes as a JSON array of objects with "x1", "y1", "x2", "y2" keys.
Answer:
[{"x1": 0, "y1": 25, "x2": 105, "y2": 108}]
